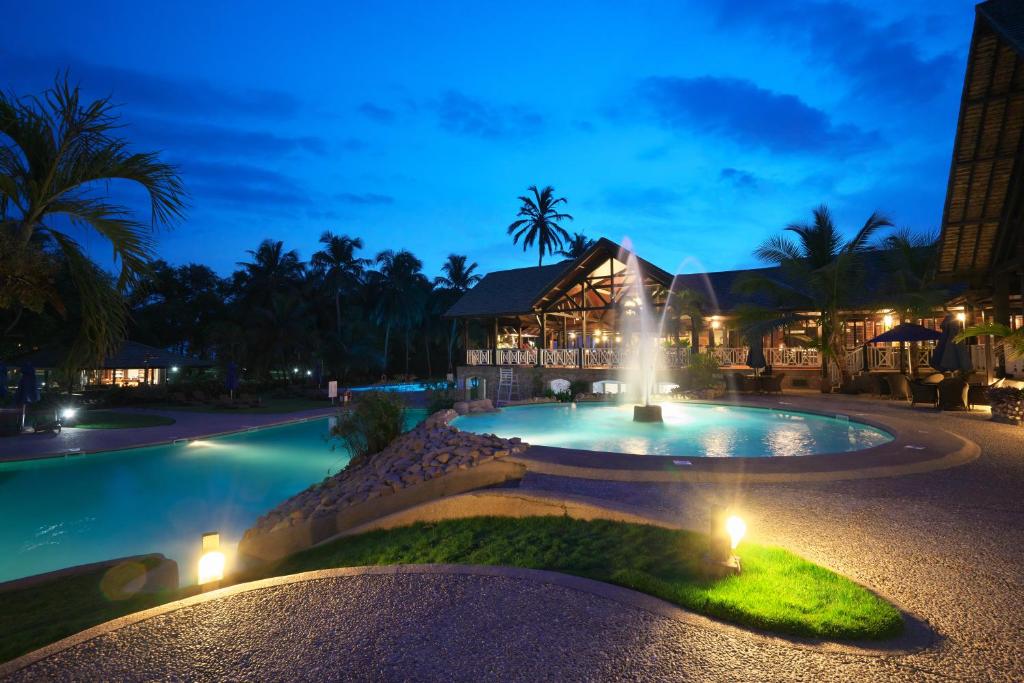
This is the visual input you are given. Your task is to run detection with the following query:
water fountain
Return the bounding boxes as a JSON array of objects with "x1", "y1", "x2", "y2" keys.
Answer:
[{"x1": 619, "y1": 248, "x2": 663, "y2": 422}]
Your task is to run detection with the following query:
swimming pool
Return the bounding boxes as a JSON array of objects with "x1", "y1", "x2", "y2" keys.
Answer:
[
  {"x1": 452, "y1": 403, "x2": 892, "y2": 458},
  {"x1": 0, "y1": 412, "x2": 424, "y2": 585},
  {"x1": 350, "y1": 382, "x2": 433, "y2": 393}
]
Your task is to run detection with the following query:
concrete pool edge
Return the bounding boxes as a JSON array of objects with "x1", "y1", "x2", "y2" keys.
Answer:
[
  {"x1": 474, "y1": 399, "x2": 981, "y2": 483},
  {"x1": 0, "y1": 561, "x2": 936, "y2": 677},
  {"x1": 0, "y1": 408, "x2": 338, "y2": 464}
]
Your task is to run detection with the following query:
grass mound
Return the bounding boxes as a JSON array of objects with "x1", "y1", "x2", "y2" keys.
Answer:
[
  {"x1": 73, "y1": 411, "x2": 176, "y2": 429},
  {"x1": 267, "y1": 516, "x2": 903, "y2": 641}
]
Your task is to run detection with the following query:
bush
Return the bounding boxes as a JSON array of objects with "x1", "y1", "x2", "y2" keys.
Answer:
[
  {"x1": 677, "y1": 353, "x2": 720, "y2": 390},
  {"x1": 424, "y1": 381, "x2": 459, "y2": 413},
  {"x1": 332, "y1": 391, "x2": 406, "y2": 464},
  {"x1": 569, "y1": 380, "x2": 590, "y2": 398}
]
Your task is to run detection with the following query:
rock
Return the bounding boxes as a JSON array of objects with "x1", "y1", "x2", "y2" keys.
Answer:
[
  {"x1": 493, "y1": 449, "x2": 509, "y2": 458},
  {"x1": 453, "y1": 401, "x2": 469, "y2": 415},
  {"x1": 436, "y1": 452, "x2": 451, "y2": 464}
]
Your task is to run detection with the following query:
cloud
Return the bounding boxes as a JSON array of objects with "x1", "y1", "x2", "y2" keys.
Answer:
[
  {"x1": 357, "y1": 102, "x2": 397, "y2": 123},
  {"x1": 635, "y1": 76, "x2": 880, "y2": 155},
  {"x1": 720, "y1": 167, "x2": 759, "y2": 189},
  {"x1": 128, "y1": 117, "x2": 326, "y2": 159},
  {"x1": 434, "y1": 90, "x2": 543, "y2": 139},
  {"x1": 713, "y1": 1, "x2": 959, "y2": 104},
  {"x1": 0, "y1": 50, "x2": 301, "y2": 120},
  {"x1": 335, "y1": 192, "x2": 395, "y2": 205},
  {"x1": 177, "y1": 161, "x2": 310, "y2": 210}
]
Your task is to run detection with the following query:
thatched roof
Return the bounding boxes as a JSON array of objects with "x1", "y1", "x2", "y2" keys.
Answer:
[{"x1": 937, "y1": 0, "x2": 1024, "y2": 281}]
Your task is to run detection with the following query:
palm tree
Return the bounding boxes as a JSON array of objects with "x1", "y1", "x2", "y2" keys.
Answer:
[
  {"x1": 0, "y1": 76, "x2": 186, "y2": 369},
  {"x1": 311, "y1": 232, "x2": 370, "y2": 336},
  {"x1": 435, "y1": 254, "x2": 482, "y2": 371},
  {"x1": 372, "y1": 249, "x2": 428, "y2": 375},
  {"x1": 956, "y1": 323, "x2": 1024, "y2": 362},
  {"x1": 236, "y1": 239, "x2": 303, "y2": 305},
  {"x1": 507, "y1": 185, "x2": 573, "y2": 267},
  {"x1": 735, "y1": 204, "x2": 892, "y2": 391},
  {"x1": 558, "y1": 232, "x2": 595, "y2": 259},
  {"x1": 664, "y1": 286, "x2": 706, "y2": 348}
]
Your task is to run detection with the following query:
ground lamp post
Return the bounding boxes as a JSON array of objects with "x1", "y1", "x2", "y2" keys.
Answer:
[
  {"x1": 704, "y1": 505, "x2": 746, "y2": 576},
  {"x1": 198, "y1": 532, "x2": 225, "y2": 590}
]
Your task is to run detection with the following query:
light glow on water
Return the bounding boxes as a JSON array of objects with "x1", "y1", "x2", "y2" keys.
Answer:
[{"x1": 453, "y1": 403, "x2": 892, "y2": 458}]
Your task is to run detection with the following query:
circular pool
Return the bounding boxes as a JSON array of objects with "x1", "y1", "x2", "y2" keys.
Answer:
[{"x1": 452, "y1": 402, "x2": 893, "y2": 458}]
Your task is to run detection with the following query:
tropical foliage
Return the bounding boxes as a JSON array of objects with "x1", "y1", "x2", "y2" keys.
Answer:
[
  {"x1": 558, "y1": 232, "x2": 594, "y2": 259},
  {"x1": 0, "y1": 76, "x2": 186, "y2": 370},
  {"x1": 735, "y1": 205, "x2": 892, "y2": 390},
  {"x1": 508, "y1": 185, "x2": 573, "y2": 267},
  {"x1": 956, "y1": 323, "x2": 1024, "y2": 360}
]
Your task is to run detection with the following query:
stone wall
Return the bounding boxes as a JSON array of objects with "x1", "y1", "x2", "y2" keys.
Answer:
[{"x1": 238, "y1": 410, "x2": 529, "y2": 564}]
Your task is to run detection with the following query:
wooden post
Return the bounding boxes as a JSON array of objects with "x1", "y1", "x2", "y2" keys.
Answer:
[
  {"x1": 538, "y1": 313, "x2": 547, "y2": 367},
  {"x1": 492, "y1": 318, "x2": 499, "y2": 364},
  {"x1": 994, "y1": 273, "x2": 1010, "y2": 377}
]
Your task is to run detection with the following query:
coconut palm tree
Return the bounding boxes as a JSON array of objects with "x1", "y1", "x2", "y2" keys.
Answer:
[
  {"x1": 956, "y1": 323, "x2": 1024, "y2": 361},
  {"x1": 735, "y1": 204, "x2": 892, "y2": 392},
  {"x1": 507, "y1": 185, "x2": 573, "y2": 267},
  {"x1": 311, "y1": 232, "x2": 370, "y2": 336},
  {"x1": 236, "y1": 239, "x2": 304, "y2": 306},
  {"x1": 0, "y1": 76, "x2": 186, "y2": 368},
  {"x1": 372, "y1": 249, "x2": 428, "y2": 375},
  {"x1": 435, "y1": 254, "x2": 482, "y2": 371},
  {"x1": 558, "y1": 232, "x2": 595, "y2": 259},
  {"x1": 663, "y1": 286, "x2": 706, "y2": 348}
]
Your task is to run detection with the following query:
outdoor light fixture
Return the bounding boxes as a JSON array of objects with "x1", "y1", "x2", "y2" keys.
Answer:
[
  {"x1": 170, "y1": 366, "x2": 179, "y2": 373},
  {"x1": 60, "y1": 407, "x2": 77, "y2": 420},
  {"x1": 293, "y1": 367, "x2": 299, "y2": 373},
  {"x1": 198, "y1": 532, "x2": 225, "y2": 587},
  {"x1": 956, "y1": 312, "x2": 966, "y2": 323},
  {"x1": 305, "y1": 370, "x2": 312, "y2": 376},
  {"x1": 704, "y1": 506, "x2": 745, "y2": 576}
]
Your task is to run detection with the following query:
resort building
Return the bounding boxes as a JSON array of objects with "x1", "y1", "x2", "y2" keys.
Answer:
[{"x1": 10, "y1": 341, "x2": 211, "y2": 388}]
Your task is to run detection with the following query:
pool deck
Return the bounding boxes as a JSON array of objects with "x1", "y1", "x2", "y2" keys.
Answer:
[
  {"x1": 4, "y1": 393, "x2": 1024, "y2": 680},
  {"x1": 0, "y1": 407, "x2": 337, "y2": 463}
]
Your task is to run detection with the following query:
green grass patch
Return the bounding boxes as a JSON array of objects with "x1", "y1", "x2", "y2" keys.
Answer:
[
  {"x1": 0, "y1": 516, "x2": 902, "y2": 664},
  {"x1": 0, "y1": 558, "x2": 185, "y2": 664},
  {"x1": 72, "y1": 411, "x2": 176, "y2": 429},
  {"x1": 259, "y1": 516, "x2": 903, "y2": 641}
]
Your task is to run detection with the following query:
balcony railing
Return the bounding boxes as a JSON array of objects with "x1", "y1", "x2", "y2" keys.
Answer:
[{"x1": 468, "y1": 346, "x2": 822, "y2": 369}]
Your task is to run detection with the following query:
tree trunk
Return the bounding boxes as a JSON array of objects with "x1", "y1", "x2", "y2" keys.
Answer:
[{"x1": 382, "y1": 324, "x2": 391, "y2": 375}]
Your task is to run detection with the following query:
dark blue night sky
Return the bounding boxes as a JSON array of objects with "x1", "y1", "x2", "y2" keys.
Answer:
[{"x1": 1, "y1": 0, "x2": 977, "y2": 277}]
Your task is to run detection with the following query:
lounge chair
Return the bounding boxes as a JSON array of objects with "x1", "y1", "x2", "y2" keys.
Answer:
[
  {"x1": 762, "y1": 372, "x2": 785, "y2": 395},
  {"x1": 910, "y1": 381, "x2": 939, "y2": 408},
  {"x1": 884, "y1": 374, "x2": 911, "y2": 401},
  {"x1": 938, "y1": 377, "x2": 969, "y2": 411}
]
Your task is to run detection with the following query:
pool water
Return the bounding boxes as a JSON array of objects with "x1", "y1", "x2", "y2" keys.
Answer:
[
  {"x1": 350, "y1": 382, "x2": 432, "y2": 393},
  {"x1": 452, "y1": 403, "x2": 892, "y2": 458},
  {"x1": 0, "y1": 412, "x2": 424, "y2": 585}
]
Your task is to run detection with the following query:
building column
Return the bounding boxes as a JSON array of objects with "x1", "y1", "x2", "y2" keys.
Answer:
[
  {"x1": 994, "y1": 273, "x2": 1011, "y2": 377},
  {"x1": 492, "y1": 317, "x2": 499, "y2": 365},
  {"x1": 537, "y1": 313, "x2": 547, "y2": 367}
]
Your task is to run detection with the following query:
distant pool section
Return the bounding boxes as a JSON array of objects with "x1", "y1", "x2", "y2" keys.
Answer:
[
  {"x1": 452, "y1": 403, "x2": 892, "y2": 458},
  {"x1": 350, "y1": 382, "x2": 433, "y2": 393},
  {"x1": 0, "y1": 411, "x2": 426, "y2": 585}
]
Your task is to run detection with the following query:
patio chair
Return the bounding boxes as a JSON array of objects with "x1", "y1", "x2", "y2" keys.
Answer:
[
  {"x1": 909, "y1": 381, "x2": 939, "y2": 408},
  {"x1": 938, "y1": 377, "x2": 969, "y2": 411},
  {"x1": 884, "y1": 374, "x2": 911, "y2": 402},
  {"x1": 762, "y1": 372, "x2": 785, "y2": 395}
]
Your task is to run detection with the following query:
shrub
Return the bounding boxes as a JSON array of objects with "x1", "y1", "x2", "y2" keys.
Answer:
[
  {"x1": 332, "y1": 391, "x2": 406, "y2": 464},
  {"x1": 682, "y1": 352, "x2": 720, "y2": 390},
  {"x1": 425, "y1": 382, "x2": 459, "y2": 413},
  {"x1": 569, "y1": 380, "x2": 590, "y2": 398}
]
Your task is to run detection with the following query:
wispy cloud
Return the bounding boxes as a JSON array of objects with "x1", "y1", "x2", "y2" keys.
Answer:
[
  {"x1": 357, "y1": 102, "x2": 397, "y2": 123},
  {"x1": 335, "y1": 192, "x2": 395, "y2": 205},
  {"x1": 128, "y1": 117, "x2": 327, "y2": 159},
  {"x1": 634, "y1": 76, "x2": 880, "y2": 156},
  {"x1": 434, "y1": 90, "x2": 543, "y2": 139},
  {"x1": 720, "y1": 167, "x2": 759, "y2": 189}
]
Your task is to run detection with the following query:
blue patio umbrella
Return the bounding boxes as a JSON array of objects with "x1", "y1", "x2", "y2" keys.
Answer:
[
  {"x1": 931, "y1": 314, "x2": 973, "y2": 373},
  {"x1": 866, "y1": 323, "x2": 942, "y2": 344},
  {"x1": 226, "y1": 362, "x2": 240, "y2": 395},
  {"x1": 0, "y1": 361, "x2": 7, "y2": 399},
  {"x1": 15, "y1": 364, "x2": 39, "y2": 405}
]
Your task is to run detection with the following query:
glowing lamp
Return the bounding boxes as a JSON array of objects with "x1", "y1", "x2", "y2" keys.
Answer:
[
  {"x1": 710, "y1": 317, "x2": 721, "y2": 329},
  {"x1": 170, "y1": 366, "x2": 180, "y2": 373},
  {"x1": 293, "y1": 367, "x2": 299, "y2": 374},
  {"x1": 725, "y1": 515, "x2": 746, "y2": 550},
  {"x1": 61, "y1": 407, "x2": 77, "y2": 420},
  {"x1": 306, "y1": 370, "x2": 312, "y2": 376},
  {"x1": 883, "y1": 314, "x2": 893, "y2": 328},
  {"x1": 956, "y1": 312, "x2": 966, "y2": 323},
  {"x1": 198, "y1": 532, "x2": 225, "y2": 586}
]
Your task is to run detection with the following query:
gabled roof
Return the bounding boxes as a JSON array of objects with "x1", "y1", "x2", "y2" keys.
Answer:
[
  {"x1": 9, "y1": 341, "x2": 213, "y2": 369},
  {"x1": 672, "y1": 266, "x2": 781, "y2": 314},
  {"x1": 442, "y1": 260, "x2": 576, "y2": 318},
  {"x1": 443, "y1": 237, "x2": 676, "y2": 318},
  {"x1": 936, "y1": 0, "x2": 1024, "y2": 280}
]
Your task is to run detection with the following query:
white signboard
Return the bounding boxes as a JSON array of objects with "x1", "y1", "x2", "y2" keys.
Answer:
[{"x1": 328, "y1": 380, "x2": 338, "y2": 399}]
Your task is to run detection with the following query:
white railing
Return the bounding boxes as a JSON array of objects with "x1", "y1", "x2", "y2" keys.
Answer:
[
  {"x1": 582, "y1": 348, "x2": 627, "y2": 367},
  {"x1": 495, "y1": 348, "x2": 537, "y2": 366},
  {"x1": 916, "y1": 347, "x2": 933, "y2": 368},
  {"x1": 767, "y1": 347, "x2": 821, "y2": 367},
  {"x1": 541, "y1": 348, "x2": 579, "y2": 367},
  {"x1": 708, "y1": 347, "x2": 749, "y2": 366},
  {"x1": 466, "y1": 349, "x2": 492, "y2": 365},
  {"x1": 866, "y1": 346, "x2": 901, "y2": 370},
  {"x1": 970, "y1": 345, "x2": 990, "y2": 372},
  {"x1": 661, "y1": 347, "x2": 691, "y2": 367},
  {"x1": 846, "y1": 346, "x2": 865, "y2": 374}
]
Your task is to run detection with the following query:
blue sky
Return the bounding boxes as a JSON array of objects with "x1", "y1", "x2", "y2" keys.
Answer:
[{"x1": 1, "y1": 0, "x2": 977, "y2": 277}]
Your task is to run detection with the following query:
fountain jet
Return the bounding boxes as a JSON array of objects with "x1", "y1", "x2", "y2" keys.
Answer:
[{"x1": 620, "y1": 246, "x2": 663, "y2": 422}]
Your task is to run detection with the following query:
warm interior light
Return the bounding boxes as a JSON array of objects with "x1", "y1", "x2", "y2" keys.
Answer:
[
  {"x1": 198, "y1": 532, "x2": 225, "y2": 584},
  {"x1": 956, "y1": 312, "x2": 966, "y2": 322},
  {"x1": 725, "y1": 515, "x2": 746, "y2": 550},
  {"x1": 883, "y1": 314, "x2": 893, "y2": 328}
]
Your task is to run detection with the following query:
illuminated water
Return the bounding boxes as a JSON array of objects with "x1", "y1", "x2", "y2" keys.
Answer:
[
  {"x1": 0, "y1": 412, "x2": 425, "y2": 584},
  {"x1": 350, "y1": 382, "x2": 431, "y2": 392},
  {"x1": 453, "y1": 403, "x2": 892, "y2": 458}
]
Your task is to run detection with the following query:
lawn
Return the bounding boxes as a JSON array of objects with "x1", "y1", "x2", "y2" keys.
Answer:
[
  {"x1": 259, "y1": 516, "x2": 902, "y2": 641},
  {"x1": 72, "y1": 411, "x2": 176, "y2": 429},
  {"x1": 0, "y1": 516, "x2": 903, "y2": 664}
]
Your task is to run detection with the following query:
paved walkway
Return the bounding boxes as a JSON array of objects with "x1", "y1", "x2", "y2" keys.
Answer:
[
  {"x1": 4, "y1": 394, "x2": 1023, "y2": 681},
  {"x1": 0, "y1": 407, "x2": 335, "y2": 462}
]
